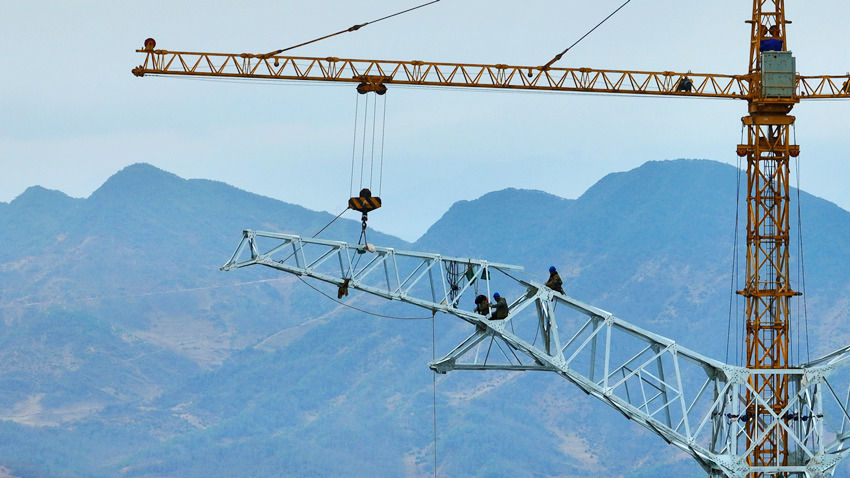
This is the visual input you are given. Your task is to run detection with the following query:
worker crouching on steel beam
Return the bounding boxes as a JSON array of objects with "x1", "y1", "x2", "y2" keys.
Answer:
[
  {"x1": 489, "y1": 292, "x2": 508, "y2": 320},
  {"x1": 545, "y1": 266, "x2": 565, "y2": 294}
]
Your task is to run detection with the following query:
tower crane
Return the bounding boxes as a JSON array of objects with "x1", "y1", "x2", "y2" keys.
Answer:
[{"x1": 134, "y1": 1, "x2": 850, "y2": 477}]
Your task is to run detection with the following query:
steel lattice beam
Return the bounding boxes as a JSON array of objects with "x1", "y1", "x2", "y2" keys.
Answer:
[{"x1": 222, "y1": 231, "x2": 850, "y2": 477}]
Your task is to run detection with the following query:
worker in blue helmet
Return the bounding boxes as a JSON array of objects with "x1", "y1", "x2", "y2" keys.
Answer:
[
  {"x1": 545, "y1": 266, "x2": 565, "y2": 294},
  {"x1": 489, "y1": 292, "x2": 508, "y2": 320}
]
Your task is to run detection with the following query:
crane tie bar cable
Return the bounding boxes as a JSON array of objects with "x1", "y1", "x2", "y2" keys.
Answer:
[
  {"x1": 262, "y1": 0, "x2": 441, "y2": 58},
  {"x1": 541, "y1": 0, "x2": 634, "y2": 71}
]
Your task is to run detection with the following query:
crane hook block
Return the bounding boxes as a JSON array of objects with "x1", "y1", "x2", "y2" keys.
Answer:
[
  {"x1": 355, "y1": 75, "x2": 390, "y2": 95},
  {"x1": 349, "y1": 188, "x2": 382, "y2": 213}
]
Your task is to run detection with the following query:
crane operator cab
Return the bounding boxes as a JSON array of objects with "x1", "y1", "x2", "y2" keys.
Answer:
[{"x1": 761, "y1": 51, "x2": 796, "y2": 98}]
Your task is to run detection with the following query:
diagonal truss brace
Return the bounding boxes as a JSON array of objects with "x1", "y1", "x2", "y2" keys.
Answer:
[{"x1": 222, "y1": 231, "x2": 850, "y2": 477}]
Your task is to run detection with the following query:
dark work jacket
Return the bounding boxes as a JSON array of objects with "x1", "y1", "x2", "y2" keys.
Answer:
[
  {"x1": 475, "y1": 298, "x2": 490, "y2": 316},
  {"x1": 490, "y1": 297, "x2": 508, "y2": 320},
  {"x1": 760, "y1": 38, "x2": 783, "y2": 52},
  {"x1": 545, "y1": 272, "x2": 564, "y2": 293}
]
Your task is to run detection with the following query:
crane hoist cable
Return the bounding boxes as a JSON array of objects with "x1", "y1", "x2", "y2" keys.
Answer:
[
  {"x1": 792, "y1": 125, "x2": 811, "y2": 363},
  {"x1": 348, "y1": 91, "x2": 388, "y2": 245},
  {"x1": 260, "y1": 0, "x2": 441, "y2": 59},
  {"x1": 726, "y1": 124, "x2": 745, "y2": 366},
  {"x1": 431, "y1": 310, "x2": 439, "y2": 478}
]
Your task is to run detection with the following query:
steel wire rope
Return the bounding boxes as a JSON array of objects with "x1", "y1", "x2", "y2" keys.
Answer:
[
  {"x1": 369, "y1": 93, "x2": 378, "y2": 190},
  {"x1": 274, "y1": 206, "x2": 351, "y2": 268},
  {"x1": 359, "y1": 95, "x2": 369, "y2": 189},
  {"x1": 431, "y1": 309, "x2": 439, "y2": 478},
  {"x1": 793, "y1": 138, "x2": 800, "y2": 365},
  {"x1": 2, "y1": 200, "x2": 365, "y2": 310},
  {"x1": 540, "y1": 0, "x2": 635, "y2": 70},
  {"x1": 312, "y1": 206, "x2": 351, "y2": 238},
  {"x1": 530, "y1": 319, "x2": 540, "y2": 347},
  {"x1": 151, "y1": 75, "x2": 748, "y2": 104},
  {"x1": 389, "y1": 82, "x2": 745, "y2": 100},
  {"x1": 727, "y1": 125, "x2": 745, "y2": 366},
  {"x1": 793, "y1": 125, "x2": 811, "y2": 362},
  {"x1": 379, "y1": 94, "x2": 388, "y2": 196},
  {"x1": 295, "y1": 276, "x2": 432, "y2": 320},
  {"x1": 350, "y1": 93, "x2": 360, "y2": 197},
  {"x1": 260, "y1": 0, "x2": 442, "y2": 58}
]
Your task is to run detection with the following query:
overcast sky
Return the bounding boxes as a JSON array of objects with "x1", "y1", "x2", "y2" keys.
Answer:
[{"x1": 3, "y1": 1, "x2": 849, "y2": 241}]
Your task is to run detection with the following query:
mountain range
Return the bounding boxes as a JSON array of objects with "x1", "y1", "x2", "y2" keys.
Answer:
[{"x1": 1, "y1": 159, "x2": 848, "y2": 477}]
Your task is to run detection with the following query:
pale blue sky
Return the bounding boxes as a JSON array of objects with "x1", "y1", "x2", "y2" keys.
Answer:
[{"x1": 2, "y1": 1, "x2": 849, "y2": 241}]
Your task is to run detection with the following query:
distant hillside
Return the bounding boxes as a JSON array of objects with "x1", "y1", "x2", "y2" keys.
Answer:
[
  {"x1": 418, "y1": 159, "x2": 850, "y2": 359},
  {"x1": 1, "y1": 160, "x2": 849, "y2": 477}
]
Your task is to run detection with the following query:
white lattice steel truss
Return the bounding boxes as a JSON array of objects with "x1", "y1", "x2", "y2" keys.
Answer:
[{"x1": 222, "y1": 230, "x2": 850, "y2": 477}]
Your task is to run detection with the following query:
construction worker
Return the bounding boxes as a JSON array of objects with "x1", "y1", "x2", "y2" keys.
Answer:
[
  {"x1": 489, "y1": 292, "x2": 508, "y2": 320},
  {"x1": 545, "y1": 266, "x2": 565, "y2": 294},
  {"x1": 474, "y1": 294, "x2": 490, "y2": 316},
  {"x1": 676, "y1": 75, "x2": 693, "y2": 93},
  {"x1": 759, "y1": 24, "x2": 783, "y2": 52}
]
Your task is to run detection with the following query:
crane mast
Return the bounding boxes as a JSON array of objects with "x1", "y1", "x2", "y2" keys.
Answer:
[{"x1": 740, "y1": 1, "x2": 797, "y2": 474}]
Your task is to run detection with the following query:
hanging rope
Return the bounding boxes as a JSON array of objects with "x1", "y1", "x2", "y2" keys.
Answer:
[
  {"x1": 432, "y1": 311, "x2": 439, "y2": 478},
  {"x1": 274, "y1": 206, "x2": 351, "y2": 268},
  {"x1": 312, "y1": 206, "x2": 351, "y2": 238},
  {"x1": 352, "y1": 92, "x2": 388, "y2": 196},
  {"x1": 540, "y1": 0, "x2": 635, "y2": 71},
  {"x1": 357, "y1": 218, "x2": 369, "y2": 245},
  {"x1": 726, "y1": 125, "x2": 745, "y2": 366},
  {"x1": 793, "y1": 125, "x2": 811, "y2": 363},
  {"x1": 350, "y1": 94, "x2": 360, "y2": 197},
  {"x1": 348, "y1": 87, "x2": 387, "y2": 245},
  {"x1": 360, "y1": 95, "x2": 369, "y2": 188},
  {"x1": 296, "y1": 276, "x2": 432, "y2": 320},
  {"x1": 261, "y1": 0, "x2": 442, "y2": 58},
  {"x1": 379, "y1": 94, "x2": 388, "y2": 197},
  {"x1": 370, "y1": 93, "x2": 379, "y2": 190}
]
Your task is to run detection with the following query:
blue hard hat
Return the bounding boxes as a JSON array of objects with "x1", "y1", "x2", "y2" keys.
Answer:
[
  {"x1": 493, "y1": 292, "x2": 500, "y2": 299},
  {"x1": 549, "y1": 266, "x2": 557, "y2": 273}
]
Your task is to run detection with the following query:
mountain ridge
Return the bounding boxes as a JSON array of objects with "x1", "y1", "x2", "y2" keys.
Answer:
[{"x1": 1, "y1": 159, "x2": 849, "y2": 477}]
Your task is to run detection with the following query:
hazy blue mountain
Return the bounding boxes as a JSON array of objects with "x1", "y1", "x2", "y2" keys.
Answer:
[
  {"x1": 418, "y1": 159, "x2": 850, "y2": 359},
  {"x1": 1, "y1": 160, "x2": 848, "y2": 478}
]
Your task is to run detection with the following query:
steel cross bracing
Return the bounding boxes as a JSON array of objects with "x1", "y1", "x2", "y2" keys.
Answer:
[{"x1": 222, "y1": 231, "x2": 850, "y2": 478}]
